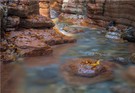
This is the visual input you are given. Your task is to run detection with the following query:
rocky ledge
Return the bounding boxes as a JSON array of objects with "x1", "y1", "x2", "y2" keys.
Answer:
[{"x1": 3, "y1": 28, "x2": 75, "y2": 58}]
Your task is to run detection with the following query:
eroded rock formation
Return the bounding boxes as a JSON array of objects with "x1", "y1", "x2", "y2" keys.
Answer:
[
  {"x1": 0, "y1": 0, "x2": 75, "y2": 63},
  {"x1": 61, "y1": 58, "x2": 116, "y2": 85},
  {"x1": 87, "y1": 0, "x2": 135, "y2": 28}
]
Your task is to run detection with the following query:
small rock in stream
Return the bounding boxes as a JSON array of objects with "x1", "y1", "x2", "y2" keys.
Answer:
[{"x1": 61, "y1": 58, "x2": 116, "y2": 86}]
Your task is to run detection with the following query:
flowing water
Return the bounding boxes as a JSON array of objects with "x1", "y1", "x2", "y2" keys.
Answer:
[{"x1": 6, "y1": 22, "x2": 135, "y2": 93}]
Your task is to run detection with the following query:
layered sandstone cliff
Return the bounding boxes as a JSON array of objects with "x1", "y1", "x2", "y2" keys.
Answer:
[
  {"x1": 87, "y1": 0, "x2": 135, "y2": 27},
  {"x1": 0, "y1": 0, "x2": 75, "y2": 63}
]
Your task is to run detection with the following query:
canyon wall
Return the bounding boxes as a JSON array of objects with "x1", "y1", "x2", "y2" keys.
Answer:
[
  {"x1": 87, "y1": 0, "x2": 135, "y2": 27},
  {"x1": 61, "y1": 0, "x2": 89, "y2": 18},
  {"x1": 39, "y1": 0, "x2": 63, "y2": 18},
  {"x1": 0, "y1": 0, "x2": 75, "y2": 63}
]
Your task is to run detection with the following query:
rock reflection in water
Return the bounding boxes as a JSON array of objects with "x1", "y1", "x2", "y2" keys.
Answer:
[{"x1": 25, "y1": 65, "x2": 60, "y2": 85}]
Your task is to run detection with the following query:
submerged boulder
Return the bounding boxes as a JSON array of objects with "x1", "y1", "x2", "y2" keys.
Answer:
[{"x1": 61, "y1": 58, "x2": 114, "y2": 85}]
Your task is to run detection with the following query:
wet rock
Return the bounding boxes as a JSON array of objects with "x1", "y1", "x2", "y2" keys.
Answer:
[
  {"x1": 61, "y1": 58, "x2": 114, "y2": 85},
  {"x1": 111, "y1": 57, "x2": 131, "y2": 65},
  {"x1": 121, "y1": 27, "x2": 135, "y2": 42},
  {"x1": 20, "y1": 15, "x2": 55, "y2": 28},
  {"x1": 63, "y1": 27, "x2": 84, "y2": 34},
  {"x1": 130, "y1": 53, "x2": 135, "y2": 64},
  {"x1": 50, "y1": 9, "x2": 59, "y2": 19},
  {"x1": 17, "y1": 41, "x2": 53, "y2": 57}
]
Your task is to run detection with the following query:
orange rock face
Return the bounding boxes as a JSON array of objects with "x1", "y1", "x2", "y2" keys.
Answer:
[{"x1": 39, "y1": 0, "x2": 50, "y2": 17}]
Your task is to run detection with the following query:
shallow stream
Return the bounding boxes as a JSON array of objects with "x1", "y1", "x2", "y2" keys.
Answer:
[{"x1": 10, "y1": 22, "x2": 135, "y2": 93}]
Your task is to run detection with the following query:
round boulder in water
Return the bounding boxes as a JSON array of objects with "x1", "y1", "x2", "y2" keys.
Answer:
[{"x1": 61, "y1": 58, "x2": 115, "y2": 85}]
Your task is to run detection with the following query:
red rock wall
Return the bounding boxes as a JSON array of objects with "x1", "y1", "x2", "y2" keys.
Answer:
[
  {"x1": 87, "y1": 0, "x2": 135, "y2": 27},
  {"x1": 39, "y1": 0, "x2": 50, "y2": 17},
  {"x1": 62, "y1": 0, "x2": 89, "y2": 15},
  {"x1": 50, "y1": 0, "x2": 63, "y2": 14}
]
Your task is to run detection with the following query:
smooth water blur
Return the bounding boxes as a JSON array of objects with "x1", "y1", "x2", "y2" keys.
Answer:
[
  {"x1": 62, "y1": 29, "x2": 131, "y2": 60},
  {"x1": 14, "y1": 27, "x2": 135, "y2": 93}
]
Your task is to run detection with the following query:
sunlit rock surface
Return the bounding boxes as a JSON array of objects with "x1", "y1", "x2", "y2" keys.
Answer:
[
  {"x1": 39, "y1": 0, "x2": 50, "y2": 17},
  {"x1": 61, "y1": 58, "x2": 115, "y2": 85}
]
